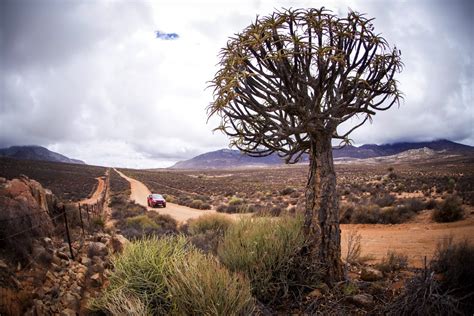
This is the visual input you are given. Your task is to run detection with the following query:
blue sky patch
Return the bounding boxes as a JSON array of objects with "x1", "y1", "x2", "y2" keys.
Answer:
[{"x1": 156, "y1": 31, "x2": 179, "y2": 40}]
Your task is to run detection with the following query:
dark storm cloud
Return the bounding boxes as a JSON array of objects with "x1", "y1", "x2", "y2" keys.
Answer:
[
  {"x1": 0, "y1": 0, "x2": 472, "y2": 167},
  {"x1": 339, "y1": 0, "x2": 474, "y2": 145}
]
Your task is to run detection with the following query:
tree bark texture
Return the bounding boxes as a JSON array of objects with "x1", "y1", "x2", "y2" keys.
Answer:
[{"x1": 304, "y1": 134, "x2": 343, "y2": 283}]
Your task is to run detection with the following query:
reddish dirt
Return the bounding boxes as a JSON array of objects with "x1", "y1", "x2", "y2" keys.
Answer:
[
  {"x1": 341, "y1": 215, "x2": 474, "y2": 267},
  {"x1": 78, "y1": 177, "x2": 105, "y2": 205},
  {"x1": 116, "y1": 169, "x2": 474, "y2": 267}
]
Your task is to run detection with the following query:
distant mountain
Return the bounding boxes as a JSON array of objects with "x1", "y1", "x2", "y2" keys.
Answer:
[
  {"x1": 171, "y1": 149, "x2": 282, "y2": 169},
  {"x1": 171, "y1": 139, "x2": 473, "y2": 169},
  {"x1": 0, "y1": 145, "x2": 86, "y2": 164}
]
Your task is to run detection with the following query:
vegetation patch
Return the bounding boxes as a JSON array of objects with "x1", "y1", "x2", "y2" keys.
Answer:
[
  {"x1": 92, "y1": 236, "x2": 254, "y2": 315},
  {"x1": 218, "y1": 217, "x2": 323, "y2": 304}
]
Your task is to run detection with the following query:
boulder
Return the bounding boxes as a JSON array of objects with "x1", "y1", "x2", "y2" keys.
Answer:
[
  {"x1": 88, "y1": 242, "x2": 108, "y2": 258},
  {"x1": 90, "y1": 273, "x2": 102, "y2": 287},
  {"x1": 108, "y1": 234, "x2": 129, "y2": 254},
  {"x1": 361, "y1": 267, "x2": 383, "y2": 282},
  {"x1": 348, "y1": 293, "x2": 374, "y2": 307}
]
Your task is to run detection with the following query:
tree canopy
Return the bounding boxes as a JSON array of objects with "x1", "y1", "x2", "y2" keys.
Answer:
[{"x1": 208, "y1": 8, "x2": 403, "y2": 163}]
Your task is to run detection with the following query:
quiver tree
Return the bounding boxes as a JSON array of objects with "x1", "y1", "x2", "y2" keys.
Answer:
[{"x1": 208, "y1": 8, "x2": 402, "y2": 282}]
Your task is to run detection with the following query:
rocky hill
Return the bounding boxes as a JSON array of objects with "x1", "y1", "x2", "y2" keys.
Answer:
[
  {"x1": 0, "y1": 146, "x2": 85, "y2": 164},
  {"x1": 171, "y1": 139, "x2": 473, "y2": 169}
]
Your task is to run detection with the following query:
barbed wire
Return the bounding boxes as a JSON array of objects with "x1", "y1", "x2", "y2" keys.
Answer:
[{"x1": 0, "y1": 211, "x2": 66, "y2": 242}]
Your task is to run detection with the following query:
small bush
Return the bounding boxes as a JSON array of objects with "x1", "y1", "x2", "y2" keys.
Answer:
[
  {"x1": 376, "y1": 251, "x2": 408, "y2": 273},
  {"x1": 187, "y1": 214, "x2": 233, "y2": 254},
  {"x1": 373, "y1": 193, "x2": 396, "y2": 207},
  {"x1": 350, "y1": 204, "x2": 417, "y2": 224},
  {"x1": 188, "y1": 213, "x2": 233, "y2": 236},
  {"x1": 93, "y1": 236, "x2": 255, "y2": 315},
  {"x1": 228, "y1": 196, "x2": 244, "y2": 206},
  {"x1": 94, "y1": 236, "x2": 188, "y2": 314},
  {"x1": 218, "y1": 217, "x2": 322, "y2": 303},
  {"x1": 120, "y1": 213, "x2": 177, "y2": 240},
  {"x1": 432, "y1": 196, "x2": 464, "y2": 222},
  {"x1": 168, "y1": 250, "x2": 255, "y2": 315},
  {"x1": 386, "y1": 267, "x2": 462, "y2": 315},
  {"x1": 402, "y1": 198, "x2": 425, "y2": 213},
  {"x1": 431, "y1": 238, "x2": 474, "y2": 293}
]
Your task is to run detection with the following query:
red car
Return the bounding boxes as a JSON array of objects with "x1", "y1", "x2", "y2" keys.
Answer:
[{"x1": 147, "y1": 194, "x2": 167, "y2": 208}]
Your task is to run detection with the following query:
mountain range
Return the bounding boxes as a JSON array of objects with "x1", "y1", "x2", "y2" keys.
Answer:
[
  {"x1": 171, "y1": 139, "x2": 473, "y2": 169},
  {"x1": 0, "y1": 145, "x2": 85, "y2": 165}
]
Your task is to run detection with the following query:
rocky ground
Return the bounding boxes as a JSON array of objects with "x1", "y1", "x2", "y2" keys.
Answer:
[{"x1": 1, "y1": 231, "x2": 128, "y2": 315}]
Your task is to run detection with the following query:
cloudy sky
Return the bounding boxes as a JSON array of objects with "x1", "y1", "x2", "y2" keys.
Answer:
[{"x1": 1, "y1": 0, "x2": 472, "y2": 167}]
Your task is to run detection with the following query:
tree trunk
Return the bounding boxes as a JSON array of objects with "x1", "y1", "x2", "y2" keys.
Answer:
[{"x1": 304, "y1": 134, "x2": 343, "y2": 283}]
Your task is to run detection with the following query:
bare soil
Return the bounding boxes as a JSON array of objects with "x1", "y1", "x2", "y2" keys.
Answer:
[
  {"x1": 116, "y1": 169, "x2": 474, "y2": 267},
  {"x1": 78, "y1": 177, "x2": 105, "y2": 205},
  {"x1": 341, "y1": 213, "x2": 474, "y2": 267}
]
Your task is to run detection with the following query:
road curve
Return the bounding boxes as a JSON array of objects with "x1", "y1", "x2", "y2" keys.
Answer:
[
  {"x1": 114, "y1": 169, "x2": 217, "y2": 222},
  {"x1": 78, "y1": 177, "x2": 105, "y2": 205}
]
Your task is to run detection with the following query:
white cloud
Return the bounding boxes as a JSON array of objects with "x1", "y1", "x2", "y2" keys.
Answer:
[{"x1": 1, "y1": 0, "x2": 472, "y2": 167}]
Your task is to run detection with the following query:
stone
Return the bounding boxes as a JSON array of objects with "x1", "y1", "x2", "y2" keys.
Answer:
[
  {"x1": 62, "y1": 292, "x2": 79, "y2": 309},
  {"x1": 108, "y1": 234, "x2": 129, "y2": 253},
  {"x1": 307, "y1": 288, "x2": 322, "y2": 299},
  {"x1": 60, "y1": 308, "x2": 77, "y2": 316},
  {"x1": 79, "y1": 256, "x2": 91, "y2": 266},
  {"x1": 349, "y1": 293, "x2": 374, "y2": 307},
  {"x1": 361, "y1": 267, "x2": 383, "y2": 282},
  {"x1": 88, "y1": 242, "x2": 108, "y2": 258},
  {"x1": 0, "y1": 259, "x2": 8, "y2": 269},
  {"x1": 45, "y1": 271, "x2": 55, "y2": 282},
  {"x1": 90, "y1": 273, "x2": 102, "y2": 287},
  {"x1": 56, "y1": 251, "x2": 70, "y2": 261}
]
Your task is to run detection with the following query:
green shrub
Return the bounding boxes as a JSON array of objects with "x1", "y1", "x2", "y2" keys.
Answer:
[
  {"x1": 188, "y1": 213, "x2": 233, "y2": 236},
  {"x1": 187, "y1": 214, "x2": 234, "y2": 254},
  {"x1": 93, "y1": 236, "x2": 255, "y2": 315},
  {"x1": 94, "y1": 236, "x2": 188, "y2": 314},
  {"x1": 120, "y1": 213, "x2": 177, "y2": 240},
  {"x1": 126, "y1": 215, "x2": 159, "y2": 230},
  {"x1": 218, "y1": 217, "x2": 322, "y2": 303},
  {"x1": 228, "y1": 196, "x2": 244, "y2": 206},
  {"x1": 168, "y1": 250, "x2": 255, "y2": 315},
  {"x1": 432, "y1": 196, "x2": 464, "y2": 222}
]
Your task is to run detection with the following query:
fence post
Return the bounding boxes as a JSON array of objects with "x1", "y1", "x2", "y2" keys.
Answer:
[
  {"x1": 86, "y1": 204, "x2": 90, "y2": 222},
  {"x1": 78, "y1": 204, "x2": 85, "y2": 236},
  {"x1": 62, "y1": 205, "x2": 74, "y2": 260}
]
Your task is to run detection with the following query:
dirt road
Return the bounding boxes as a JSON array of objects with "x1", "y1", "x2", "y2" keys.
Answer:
[
  {"x1": 78, "y1": 177, "x2": 105, "y2": 205},
  {"x1": 115, "y1": 169, "x2": 217, "y2": 222},
  {"x1": 341, "y1": 216, "x2": 474, "y2": 267}
]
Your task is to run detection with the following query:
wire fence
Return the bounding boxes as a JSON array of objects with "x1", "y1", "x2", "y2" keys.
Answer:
[{"x1": 0, "y1": 175, "x2": 109, "y2": 261}]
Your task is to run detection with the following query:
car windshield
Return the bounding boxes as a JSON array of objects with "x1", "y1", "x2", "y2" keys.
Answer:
[{"x1": 152, "y1": 194, "x2": 163, "y2": 199}]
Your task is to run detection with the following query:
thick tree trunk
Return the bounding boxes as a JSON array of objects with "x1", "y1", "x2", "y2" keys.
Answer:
[{"x1": 304, "y1": 134, "x2": 343, "y2": 283}]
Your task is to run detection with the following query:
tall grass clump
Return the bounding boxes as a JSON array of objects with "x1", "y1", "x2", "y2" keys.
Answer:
[
  {"x1": 92, "y1": 236, "x2": 188, "y2": 314},
  {"x1": 186, "y1": 213, "x2": 234, "y2": 254},
  {"x1": 169, "y1": 250, "x2": 255, "y2": 315},
  {"x1": 92, "y1": 235, "x2": 255, "y2": 315},
  {"x1": 188, "y1": 213, "x2": 233, "y2": 235},
  {"x1": 218, "y1": 217, "x2": 322, "y2": 304}
]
